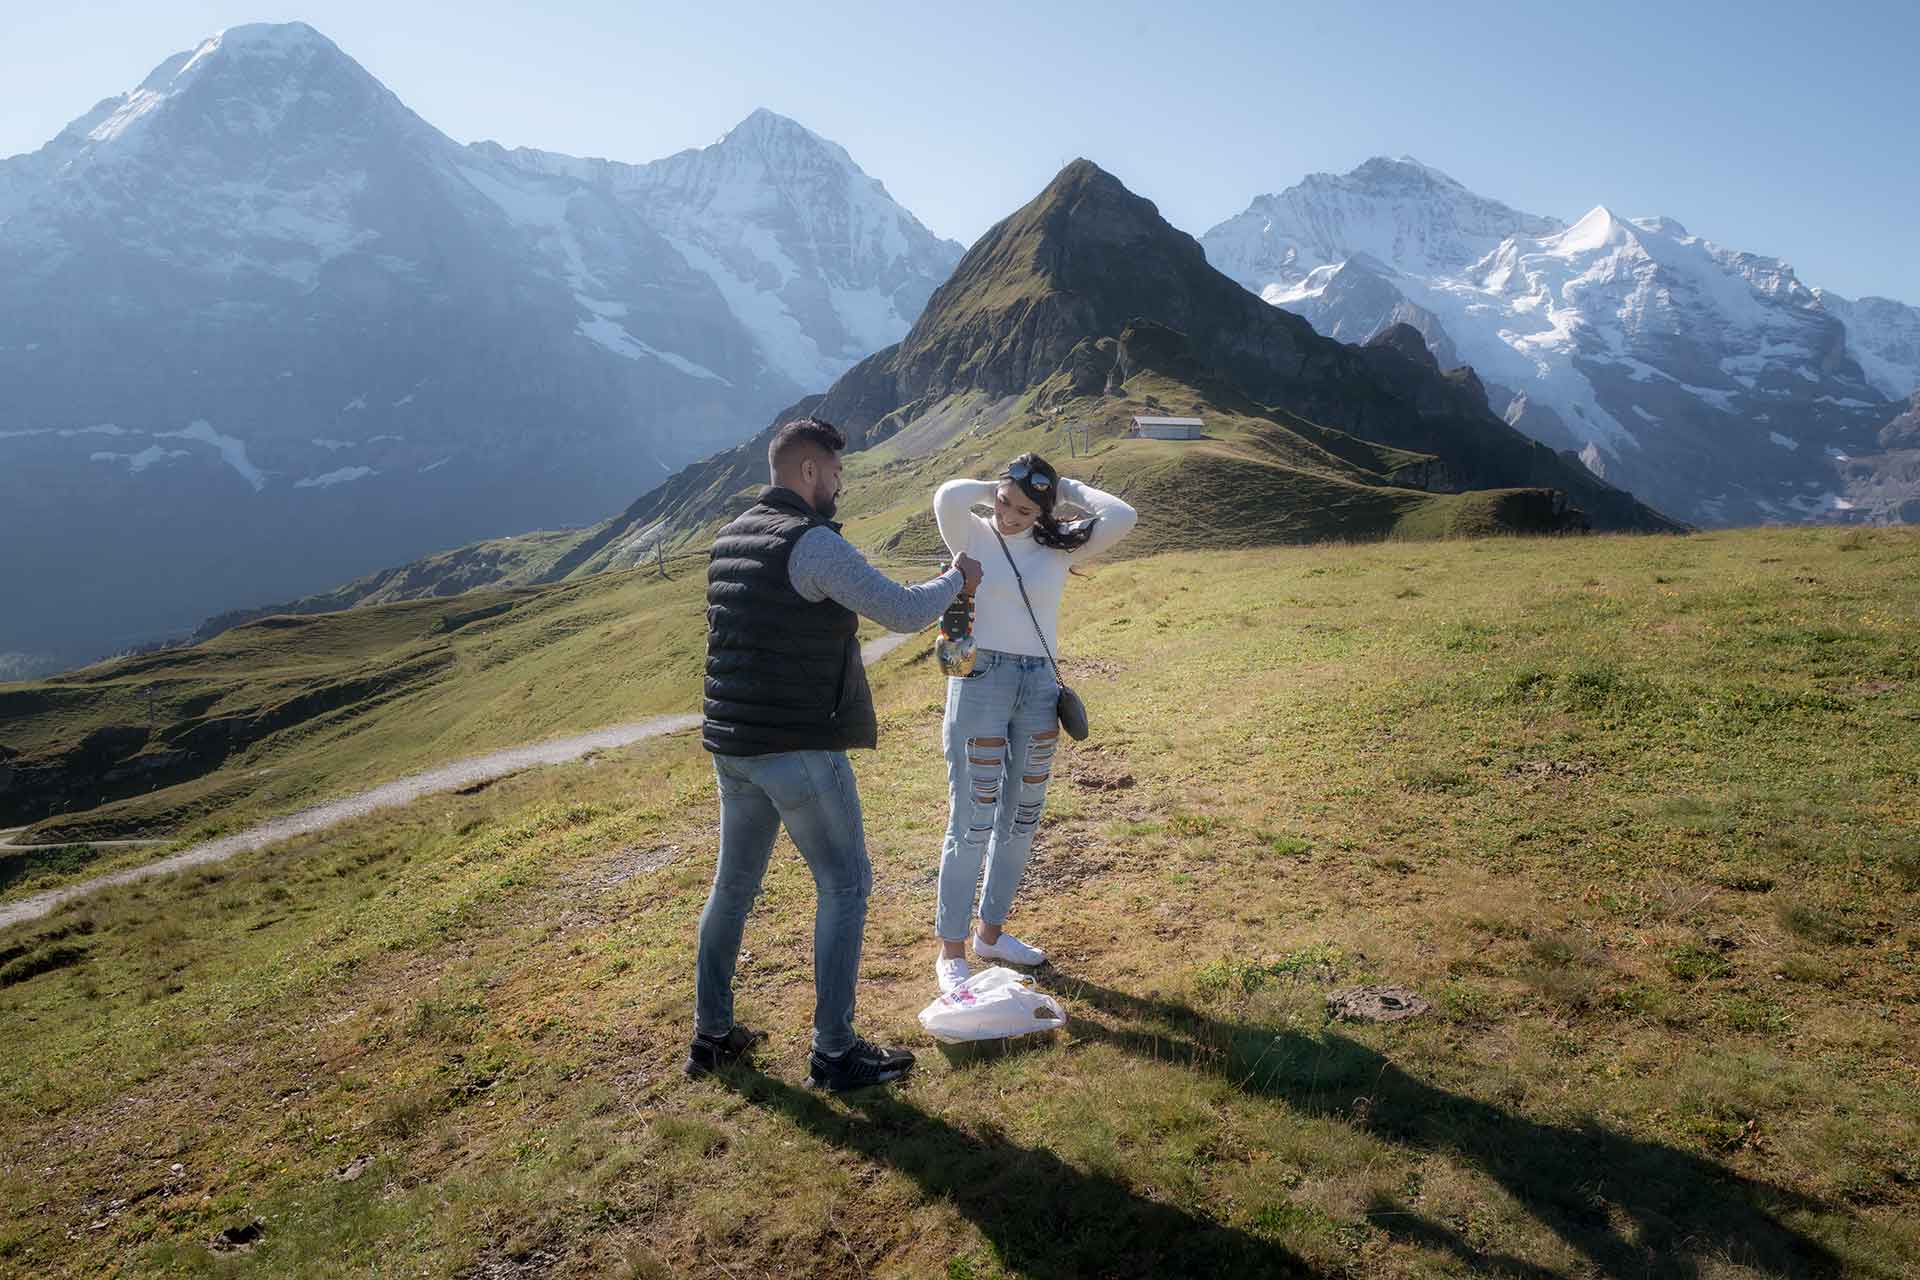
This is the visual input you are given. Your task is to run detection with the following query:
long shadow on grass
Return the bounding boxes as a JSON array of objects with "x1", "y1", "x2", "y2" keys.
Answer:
[
  {"x1": 1054, "y1": 972, "x2": 1839, "y2": 1280},
  {"x1": 723, "y1": 1071, "x2": 1324, "y2": 1279}
]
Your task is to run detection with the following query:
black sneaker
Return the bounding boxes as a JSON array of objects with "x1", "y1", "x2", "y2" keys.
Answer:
[
  {"x1": 684, "y1": 1025, "x2": 764, "y2": 1078},
  {"x1": 805, "y1": 1037, "x2": 916, "y2": 1092}
]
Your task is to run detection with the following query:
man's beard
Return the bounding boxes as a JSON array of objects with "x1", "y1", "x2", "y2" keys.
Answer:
[{"x1": 815, "y1": 487, "x2": 839, "y2": 521}]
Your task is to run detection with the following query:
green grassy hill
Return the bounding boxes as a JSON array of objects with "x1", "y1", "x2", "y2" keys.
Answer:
[
  {"x1": 554, "y1": 323, "x2": 1612, "y2": 581},
  {"x1": 0, "y1": 567, "x2": 719, "y2": 887},
  {"x1": 1, "y1": 526, "x2": 1914, "y2": 1277}
]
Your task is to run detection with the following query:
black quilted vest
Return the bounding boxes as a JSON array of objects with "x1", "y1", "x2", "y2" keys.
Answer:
[{"x1": 702, "y1": 487, "x2": 876, "y2": 756}]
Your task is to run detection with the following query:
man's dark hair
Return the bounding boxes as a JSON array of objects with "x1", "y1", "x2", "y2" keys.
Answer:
[{"x1": 769, "y1": 417, "x2": 846, "y2": 470}]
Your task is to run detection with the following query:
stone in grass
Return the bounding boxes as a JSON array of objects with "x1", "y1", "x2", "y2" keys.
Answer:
[
  {"x1": 210, "y1": 1221, "x2": 264, "y2": 1252},
  {"x1": 1327, "y1": 984, "x2": 1430, "y2": 1022}
]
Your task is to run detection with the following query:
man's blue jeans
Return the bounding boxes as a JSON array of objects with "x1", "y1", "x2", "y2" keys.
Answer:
[{"x1": 697, "y1": 749, "x2": 871, "y2": 1056}]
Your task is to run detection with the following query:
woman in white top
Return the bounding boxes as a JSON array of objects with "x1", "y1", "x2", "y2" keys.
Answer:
[{"x1": 929, "y1": 452, "x2": 1138, "y2": 993}]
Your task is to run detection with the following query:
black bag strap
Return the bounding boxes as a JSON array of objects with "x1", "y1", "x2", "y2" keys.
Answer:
[{"x1": 990, "y1": 526, "x2": 1066, "y2": 687}]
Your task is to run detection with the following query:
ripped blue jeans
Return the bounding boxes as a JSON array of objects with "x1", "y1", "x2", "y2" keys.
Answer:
[{"x1": 936, "y1": 648, "x2": 1060, "y2": 941}]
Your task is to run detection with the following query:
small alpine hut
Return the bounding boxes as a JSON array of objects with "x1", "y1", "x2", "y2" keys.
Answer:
[{"x1": 1130, "y1": 415, "x2": 1204, "y2": 440}]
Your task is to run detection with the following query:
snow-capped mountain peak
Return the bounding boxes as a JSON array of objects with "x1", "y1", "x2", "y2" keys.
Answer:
[
  {"x1": 1555, "y1": 205, "x2": 1633, "y2": 253},
  {"x1": 57, "y1": 23, "x2": 381, "y2": 159},
  {"x1": 1206, "y1": 155, "x2": 1565, "y2": 293},
  {"x1": 1352, "y1": 154, "x2": 1467, "y2": 191},
  {"x1": 716, "y1": 106, "x2": 832, "y2": 154},
  {"x1": 488, "y1": 108, "x2": 964, "y2": 389},
  {"x1": 1386, "y1": 155, "x2": 1465, "y2": 186},
  {"x1": 1202, "y1": 160, "x2": 1920, "y2": 527}
]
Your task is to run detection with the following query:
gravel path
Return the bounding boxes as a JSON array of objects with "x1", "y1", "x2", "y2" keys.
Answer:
[{"x1": 0, "y1": 631, "x2": 922, "y2": 931}]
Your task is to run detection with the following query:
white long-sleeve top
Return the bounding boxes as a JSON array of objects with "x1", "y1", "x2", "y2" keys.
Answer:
[{"x1": 933, "y1": 476, "x2": 1138, "y2": 659}]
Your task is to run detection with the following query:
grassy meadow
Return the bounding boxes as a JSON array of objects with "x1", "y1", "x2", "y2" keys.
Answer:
[{"x1": 0, "y1": 525, "x2": 1916, "y2": 1277}]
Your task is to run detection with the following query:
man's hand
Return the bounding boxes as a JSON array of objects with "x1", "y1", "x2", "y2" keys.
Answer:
[{"x1": 954, "y1": 553, "x2": 983, "y2": 595}]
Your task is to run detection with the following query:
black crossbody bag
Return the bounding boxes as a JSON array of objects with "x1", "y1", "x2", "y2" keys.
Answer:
[{"x1": 990, "y1": 527, "x2": 1090, "y2": 741}]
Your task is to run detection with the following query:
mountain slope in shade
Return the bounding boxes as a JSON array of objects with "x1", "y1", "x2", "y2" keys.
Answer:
[
  {"x1": 1812, "y1": 291, "x2": 1920, "y2": 401},
  {"x1": 1201, "y1": 158, "x2": 1920, "y2": 527},
  {"x1": 0, "y1": 23, "x2": 957, "y2": 677}
]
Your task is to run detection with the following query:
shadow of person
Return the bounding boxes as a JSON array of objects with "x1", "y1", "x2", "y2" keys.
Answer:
[
  {"x1": 1049, "y1": 971, "x2": 1841, "y2": 1280},
  {"x1": 1362, "y1": 1191, "x2": 1567, "y2": 1279},
  {"x1": 720, "y1": 1070, "x2": 1327, "y2": 1279}
]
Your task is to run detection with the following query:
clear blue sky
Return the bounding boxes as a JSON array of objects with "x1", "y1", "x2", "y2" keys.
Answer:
[{"x1": 6, "y1": 1, "x2": 1915, "y2": 302}]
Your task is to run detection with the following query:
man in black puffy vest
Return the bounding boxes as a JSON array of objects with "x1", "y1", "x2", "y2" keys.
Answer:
[{"x1": 689, "y1": 417, "x2": 981, "y2": 1091}]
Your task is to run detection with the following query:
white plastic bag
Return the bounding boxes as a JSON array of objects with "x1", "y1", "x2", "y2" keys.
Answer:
[{"x1": 917, "y1": 966, "x2": 1067, "y2": 1043}]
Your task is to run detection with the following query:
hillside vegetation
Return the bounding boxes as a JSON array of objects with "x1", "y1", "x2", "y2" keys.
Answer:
[{"x1": 1, "y1": 526, "x2": 1914, "y2": 1277}]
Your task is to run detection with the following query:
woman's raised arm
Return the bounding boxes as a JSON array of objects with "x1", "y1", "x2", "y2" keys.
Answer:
[
  {"x1": 1057, "y1": 477, "x2": 1137, "y2": 558},
  {"x1": 933, "y1": 478, "x2": 997, "y2": 555}
]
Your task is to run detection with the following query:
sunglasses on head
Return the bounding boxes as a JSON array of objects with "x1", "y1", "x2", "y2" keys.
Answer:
[{"x1": 1005, "y1": 459, "x2": 1052, "y2": 491}]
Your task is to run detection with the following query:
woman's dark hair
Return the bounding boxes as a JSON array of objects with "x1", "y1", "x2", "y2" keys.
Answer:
[{"x1": 1006, "y1": 452, "x2": 1096, "y2": 551}]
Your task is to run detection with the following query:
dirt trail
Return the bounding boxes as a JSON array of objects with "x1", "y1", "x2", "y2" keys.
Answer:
[{"x1": 0, "y1": 631, "x2": 922, "y2": 931}]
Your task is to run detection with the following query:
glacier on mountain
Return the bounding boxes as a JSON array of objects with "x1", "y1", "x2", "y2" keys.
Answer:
[
  {"x1": 158, "y1": 420, "x2": 268, "y2": 491},
  {"x1": 295, "y1": 465, "x2": 376, "y2": 489}
]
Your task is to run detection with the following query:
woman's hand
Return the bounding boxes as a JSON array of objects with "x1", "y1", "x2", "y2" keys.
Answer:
[{"x1": 1051, "y1": 480, "x2": 1091, "y2": 518}]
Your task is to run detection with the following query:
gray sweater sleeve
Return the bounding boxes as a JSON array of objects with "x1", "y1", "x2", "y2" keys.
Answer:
[{"x1": 788, "y1": 526, "x2": 962, "y2": 632}]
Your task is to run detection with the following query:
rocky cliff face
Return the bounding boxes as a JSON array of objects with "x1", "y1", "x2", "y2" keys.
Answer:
[
  {"x1": 1835, "y1": 393, "x2": 1920, "y2": 524},
  {"x1": 1202, "y1": 158, "x2": 1920, "y2": 528}
]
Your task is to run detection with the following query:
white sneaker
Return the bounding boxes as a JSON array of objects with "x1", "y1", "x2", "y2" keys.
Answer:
[
  {"x1": 935, "y1": 955, "x2": 972, "y2": 995},
  {"x1": 973, "y1": 931, "x2": 1046, "y2": 966}
]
